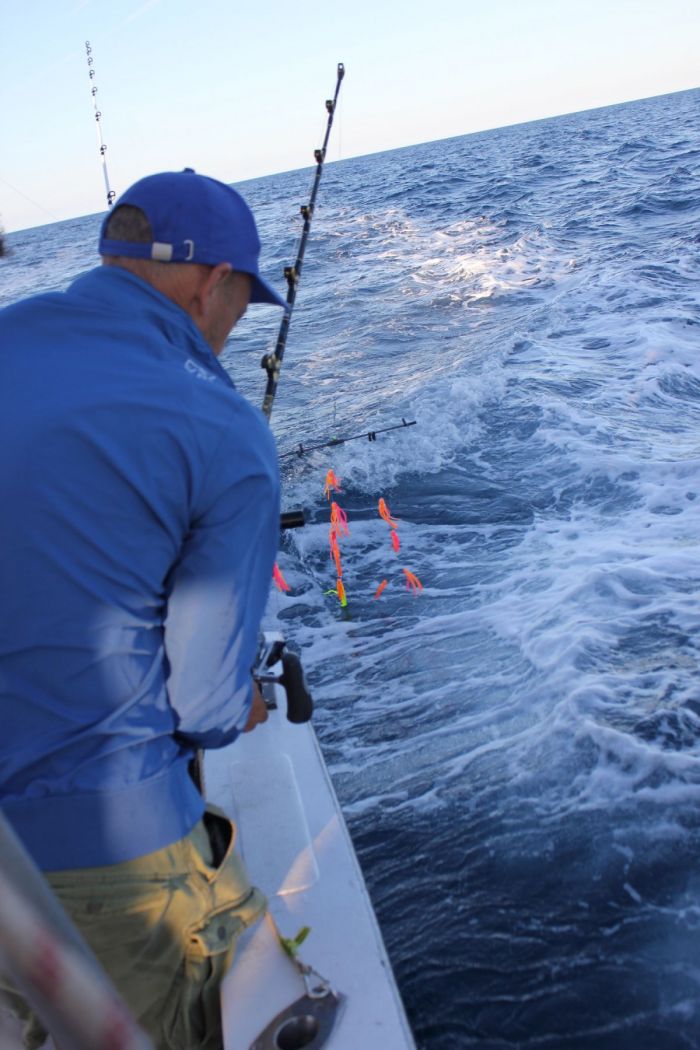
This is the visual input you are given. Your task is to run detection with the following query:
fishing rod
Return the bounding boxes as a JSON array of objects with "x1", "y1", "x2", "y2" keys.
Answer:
[
  {"x1": 280, "y1": 418, "x2": 417, "y2": 459},
  {"x1": 84, "y1": 41, "x2": 116, "y2": 208},
  {"x1": 261, "y1": 62, "x2": 345, "y2": 420}
]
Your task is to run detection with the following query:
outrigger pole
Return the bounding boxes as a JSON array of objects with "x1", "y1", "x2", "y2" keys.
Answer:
[
  {"x1": 261, "y1": 62, "x2": 345, "y2": 420},
  {"x1": 85, "y1": 41, "x2": 116, "y2": 208}
]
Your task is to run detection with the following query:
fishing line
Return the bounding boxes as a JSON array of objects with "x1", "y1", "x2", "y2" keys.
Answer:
[{"x1": 0, "y1": 176, "x2": 59, "y2": 223}]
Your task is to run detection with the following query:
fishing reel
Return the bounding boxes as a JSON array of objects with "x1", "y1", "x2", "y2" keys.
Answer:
[{"x1": 254, "y1": 632, "x2": 313, "y2": 724}]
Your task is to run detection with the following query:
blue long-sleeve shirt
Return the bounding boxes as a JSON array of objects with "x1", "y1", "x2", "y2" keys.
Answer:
[{"x1": 0, "y1": 265, "x2": 280, "y2": 870}]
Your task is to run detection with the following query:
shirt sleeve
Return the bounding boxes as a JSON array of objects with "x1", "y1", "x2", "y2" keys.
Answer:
[{"x1": 163, "y1": 406, "x2": 280, "y2": 749}]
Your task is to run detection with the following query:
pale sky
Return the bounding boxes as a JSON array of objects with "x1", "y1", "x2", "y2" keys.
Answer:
[{"x1": 1, "y1": 0, "x2": 699, "y2": 232}]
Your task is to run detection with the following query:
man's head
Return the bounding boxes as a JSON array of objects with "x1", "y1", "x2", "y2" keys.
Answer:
[{"x1": 99, "y1": 169, "x2": 286, "y2": 354}]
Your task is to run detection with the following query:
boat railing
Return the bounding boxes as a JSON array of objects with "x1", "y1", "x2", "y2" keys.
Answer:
[{"x1": 0, "y1": 811, "x2": 152, "y2": 1050}]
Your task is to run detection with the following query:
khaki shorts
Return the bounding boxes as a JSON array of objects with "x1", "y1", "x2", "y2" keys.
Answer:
[{"x1": 2, "y1": 805, "x2": 266, "y2": 1050}]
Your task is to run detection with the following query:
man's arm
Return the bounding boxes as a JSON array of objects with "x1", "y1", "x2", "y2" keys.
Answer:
[{"x1": 163, "y1": 414, "x2": 280, "y2": 748}]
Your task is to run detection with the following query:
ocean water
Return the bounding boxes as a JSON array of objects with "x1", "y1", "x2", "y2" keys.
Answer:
[{"x1": 3, "y1": 87, "x2": 700, "y2": 1048}]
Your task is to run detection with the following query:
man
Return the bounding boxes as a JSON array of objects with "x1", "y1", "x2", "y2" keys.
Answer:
[{"x1": 0, "y1": 169, "x2": 285, "y2": 1048}]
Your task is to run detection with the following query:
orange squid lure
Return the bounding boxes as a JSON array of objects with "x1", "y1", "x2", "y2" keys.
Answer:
[
  {"x1": 330, "y1": 502, "x2": 350, "y2": 538},
  {"x1": 323, "y1": 469, "x2": 342, "y2": 501},
  {"x1": 390, "y1": 529, "x2": 401, "y2": 553},
  {"x1": 374, "y1": 579, "x2": 388, "y2": 600},
  {"x1": 378, "y1": 498, "x2": 399, "y2": 529},
  {"x1": 329, "y1": 530, "x2": 343, "y2": 578},
  {"x1": 403, "y1": 568, "x2": 423, "y2": 594},
  {"x1": 336, "y1": 579, "x2": 348, "y2": 607},
  {"x1": 273, "y1": 563, "x2": 291, "y2": 593}
]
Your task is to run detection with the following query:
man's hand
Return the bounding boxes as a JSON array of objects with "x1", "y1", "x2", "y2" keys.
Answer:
[{"x1": 243, "y1": 680, "x2": 269, "y2": 733}]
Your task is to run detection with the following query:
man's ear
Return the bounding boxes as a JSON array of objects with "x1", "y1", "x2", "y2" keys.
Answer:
[{"x1": 194, "y1": 262, "x2": 233, "y2": 315}]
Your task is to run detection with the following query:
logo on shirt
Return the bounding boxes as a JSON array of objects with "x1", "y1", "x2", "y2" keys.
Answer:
[{"x1": 185, "y1": 360, "x2": 215, "y2": 382}]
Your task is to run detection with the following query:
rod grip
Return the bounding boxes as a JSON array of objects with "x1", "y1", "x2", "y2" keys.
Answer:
[{"x1": 280, "y1": 651, "x2": 313, "y2": 723}]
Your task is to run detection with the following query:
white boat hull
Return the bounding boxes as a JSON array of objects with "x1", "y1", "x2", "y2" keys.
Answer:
[{"x1": 205, "y1": 683, "x2": 415, "y2": 1050}]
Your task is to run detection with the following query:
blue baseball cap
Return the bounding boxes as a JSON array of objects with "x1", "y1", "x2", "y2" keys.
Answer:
[{"x1": 99, "y1": 169, "x2": 288, "y2": 308}]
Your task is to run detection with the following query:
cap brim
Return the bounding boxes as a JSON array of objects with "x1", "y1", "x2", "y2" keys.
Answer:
[{"x1": 250, "y1": 273, "x2": 290, "y2": 310}]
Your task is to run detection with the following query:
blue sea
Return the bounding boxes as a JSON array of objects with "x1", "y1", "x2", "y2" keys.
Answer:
[{"x1": 3, "y1": 87, "x2": 700, "y2": 1049}]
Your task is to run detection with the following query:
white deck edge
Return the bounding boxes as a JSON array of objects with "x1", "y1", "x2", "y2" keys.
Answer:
[{"x1": 205, "y1": 694, "x2": 415, "y2": 1050}]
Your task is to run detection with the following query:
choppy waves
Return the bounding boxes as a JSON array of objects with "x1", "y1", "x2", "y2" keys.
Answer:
[{"x1": 261, "y1": 88, "x2": 700, "y2": 1049}]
